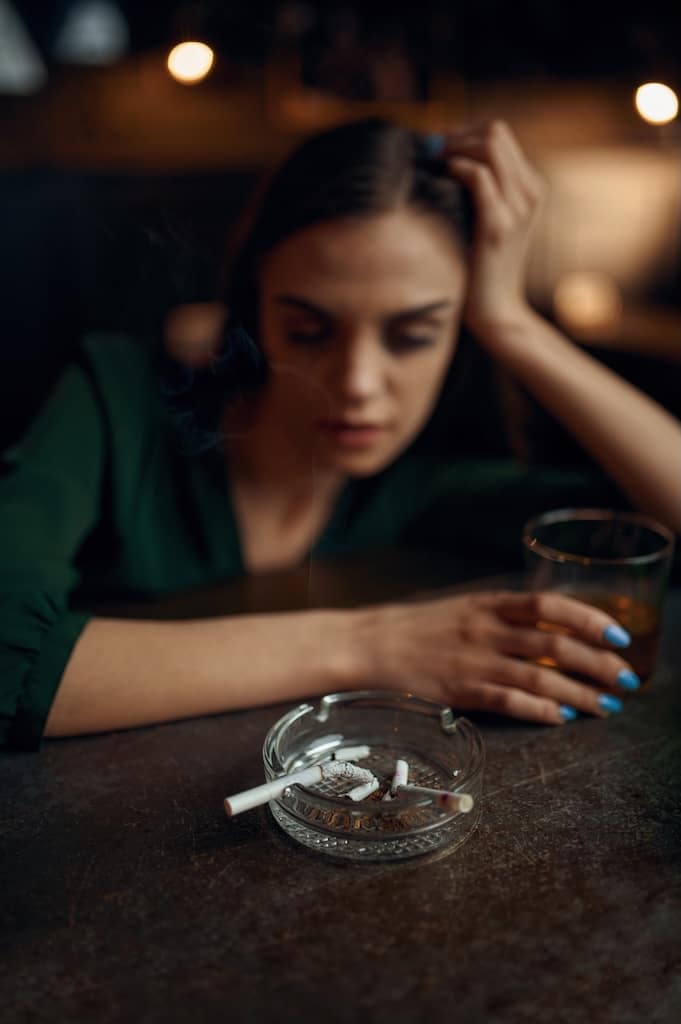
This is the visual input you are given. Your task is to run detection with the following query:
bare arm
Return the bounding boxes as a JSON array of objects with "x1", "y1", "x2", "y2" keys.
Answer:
[
  {"x1": 478, "y1": 307, "x2": 681, "y2": 532},
  {"x1": 443, "y1": 120, "x2": 681, "y2": 533},
  {"x1": 44, "y1": 588, "x2": 640, "y2": 738},
  {"x1": 43, "y1": 610, "x2": 357, "y2": 737}
]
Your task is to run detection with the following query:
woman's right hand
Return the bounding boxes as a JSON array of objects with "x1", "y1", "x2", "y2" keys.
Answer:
[{"x1": 361, "y1": 590, "x2": 638, "y2": 724}]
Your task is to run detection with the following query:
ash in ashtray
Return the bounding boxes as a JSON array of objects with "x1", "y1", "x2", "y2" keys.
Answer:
[
  {"x1": 223, "y1": 745, "x2": 471, "y2": 822},
  {"x1": 340, "y1": 753, "x2": 472, "y2": 812}
]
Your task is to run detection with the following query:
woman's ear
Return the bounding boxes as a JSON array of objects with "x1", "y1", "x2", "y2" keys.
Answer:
[{"x1": 163, "y1": 302, "x2": 228, "y2": 367}]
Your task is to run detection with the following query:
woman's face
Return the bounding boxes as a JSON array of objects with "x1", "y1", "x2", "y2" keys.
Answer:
[{"x1": 256, "y1": 208, "x2": 467, "y2": 477}]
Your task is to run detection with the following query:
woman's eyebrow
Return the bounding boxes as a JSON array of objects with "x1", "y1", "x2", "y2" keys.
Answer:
[{"x1": 274, "y1": 295, "x2": 454, "y2": 322}]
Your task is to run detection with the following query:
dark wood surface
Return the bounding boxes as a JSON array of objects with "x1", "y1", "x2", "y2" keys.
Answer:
[{"x1": 2, "y1": 549, "x2": 680, "y2": 1024}]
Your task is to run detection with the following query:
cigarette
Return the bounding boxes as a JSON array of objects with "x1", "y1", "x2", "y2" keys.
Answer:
[
  {"x1": 383, "y1": 758, "x2": 409, "y2": 801},
  {"x1": 390, "y1": 759, "x2": 409, "y2": 795},
  {"x1": 225, "y1": 766, "x2": 322, "y2": 816},
  {"x1": 332, "y1": 744, "x2": 371, "y2": 762},
  {"x1": 224, "y1": 760, "x2": 374, "y2": 817},
  {"x1": 347, "y1": 777, "x2": 380, "y2": 802},
  {"x1": 396, "y1": 784, "x2": 474, "y2": 814}
]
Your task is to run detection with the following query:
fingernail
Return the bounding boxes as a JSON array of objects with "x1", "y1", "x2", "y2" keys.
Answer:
[
  {"x1": 603, "y1": 623, "x2": 631, "y2": 648},
  {"x1": 599, "y1": 694, "x2": 623, "y2": 714},
  {"x1": 421, "y1": 132, "x2": 445, "y2": 157},
  {"x1": 616, "y1": 669, "x2": 640, "y2": 691},
  {"x1": 559, "y1": 704, "x2": 578, "y2": 722}
]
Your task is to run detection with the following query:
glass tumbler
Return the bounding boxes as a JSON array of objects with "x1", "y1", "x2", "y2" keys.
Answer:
[{"x1": 522, "y1": 508, "x2": 675, "y2": 686}]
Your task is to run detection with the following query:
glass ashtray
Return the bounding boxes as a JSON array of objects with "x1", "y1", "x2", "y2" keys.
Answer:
[{"x1": 262, "y1": 691, "x2": 485, "y2": 862}]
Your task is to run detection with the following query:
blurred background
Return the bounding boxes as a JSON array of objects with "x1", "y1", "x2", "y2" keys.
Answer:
[{"x1": 1, "y1": 0, "x2": 680, "y2": 456}]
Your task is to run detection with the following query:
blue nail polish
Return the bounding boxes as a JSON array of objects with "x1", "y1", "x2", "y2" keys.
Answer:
[
  {"x1": 616, "y1": 669, "x2": 640, "y2": 691},
  {"x1": 603, "y1": 623, "x2": 631, "y2": 648},
  {"x1": 599, "y1": 694, "x2": 623, "y2": 713},
  {"x1": 559, "y1": 704, "x2": 578, "y2": 721},
  {"x1": 421, "y1": 132, "x2": 445, "y2": 157}
]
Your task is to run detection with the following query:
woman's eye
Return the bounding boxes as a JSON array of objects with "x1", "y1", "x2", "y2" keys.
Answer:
[
  {"x1": 287, "y1": 329, "x2": 330, "y2": 345},
  {"x1": 389, "y1": 334, "x2": 436, "y2": 353},
  {"x1": 285, "y1": 327, "x2": 437, "y2": 350}
]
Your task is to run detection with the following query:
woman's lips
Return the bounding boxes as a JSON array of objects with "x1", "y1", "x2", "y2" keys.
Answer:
[{"x1": 318, "y1": 420, "x2": 387, "y2": 448}]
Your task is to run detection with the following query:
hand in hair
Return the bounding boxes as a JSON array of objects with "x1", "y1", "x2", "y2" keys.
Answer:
[
  {"x1": 442, "y1": 120, "x2": 546, "y2": 339},
  {"x1": 436, "y1": 120, "x2": 680, "y2": 534}
]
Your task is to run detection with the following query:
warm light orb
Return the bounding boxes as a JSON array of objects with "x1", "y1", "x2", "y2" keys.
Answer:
[
  {"x1": 167, "y1": 41, "x2": 214, "y2": 84},
  {"x1": 553, "y1": 272, "x2": 622, "y2": 333},
  {"x1": 634, "y1": 82, "x2": 679, "y2": 125}
]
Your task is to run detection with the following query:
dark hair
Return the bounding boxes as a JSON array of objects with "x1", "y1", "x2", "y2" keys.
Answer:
[
  {"x1": 224, "y1": 117, "x2": 473, "y2": 343},
  {"x1": 164, "y1": 117, "x2": 474, "y2": 451}
]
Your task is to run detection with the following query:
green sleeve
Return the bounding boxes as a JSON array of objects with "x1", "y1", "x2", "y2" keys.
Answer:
[{"x1": 0, "y1": 360, "x2": 106, "y2": 751}]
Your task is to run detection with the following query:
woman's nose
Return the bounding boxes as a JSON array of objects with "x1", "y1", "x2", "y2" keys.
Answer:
[{"x1": 328, "y1": 336, "x2": 386, "y2": 402}]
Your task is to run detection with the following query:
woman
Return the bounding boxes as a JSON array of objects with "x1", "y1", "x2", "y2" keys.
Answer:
[{"x1": 1, "y1": 118, "x2": 679, "y2": 751}]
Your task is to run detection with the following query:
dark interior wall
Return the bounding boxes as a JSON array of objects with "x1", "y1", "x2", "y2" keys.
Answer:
[
  {"x1": 2, "y1": 2, "x2": 679, "y2": 454},
  {"x1": 0, "y1": 168, "x2": 256, "y2": 448},
  {"x1": 1, "y1": 167, "x2": 680, "y2": 459}
]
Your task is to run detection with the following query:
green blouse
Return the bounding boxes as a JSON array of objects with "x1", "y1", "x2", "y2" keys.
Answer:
[{"x1": 0, "y1": 333, "x2": 624, "y2": 751}]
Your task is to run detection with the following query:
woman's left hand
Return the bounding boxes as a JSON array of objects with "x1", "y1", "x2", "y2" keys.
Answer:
[{"x1": 440, "y1": 120, "x2": 546, "y2": 340}]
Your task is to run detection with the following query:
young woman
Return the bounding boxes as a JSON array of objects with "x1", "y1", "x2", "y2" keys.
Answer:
[{"x1": 1, "y1": 118, "x2": 679, "y2": 751}]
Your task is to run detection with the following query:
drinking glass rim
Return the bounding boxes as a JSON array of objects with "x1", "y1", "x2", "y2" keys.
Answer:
[{"x1": 522, "y1": 507, "x2": 676, "y2": 567}]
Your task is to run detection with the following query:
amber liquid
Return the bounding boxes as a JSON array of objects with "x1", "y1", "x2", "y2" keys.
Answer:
[{"x1": 537, "y1": 592, "x2": 661, "y2": 686}]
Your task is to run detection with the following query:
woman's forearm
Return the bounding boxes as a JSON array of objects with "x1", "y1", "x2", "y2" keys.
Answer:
[
  {"x1": 480, "y1": 308, "x2": 681, "y2": 533},
  {"x1": 43, "y1": 609, "x2": 363, "y2": 738},
  {"x1": 42, "y1": 587, "x2": 653, "y2": 738}
]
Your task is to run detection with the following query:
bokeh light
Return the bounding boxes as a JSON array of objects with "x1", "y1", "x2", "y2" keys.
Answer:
[
  {"x1": 634, "y1": 82, "x2": 679, "y2": 125},
  {"x1": 53, "y1": 1, "x2": 129, "y2": 65},
  {"x1": 553, "y1": 272, "x2": 622, "y2": 333},
  {"x1": 167, "y1": 41, "x2": 214, "y2": 84}
]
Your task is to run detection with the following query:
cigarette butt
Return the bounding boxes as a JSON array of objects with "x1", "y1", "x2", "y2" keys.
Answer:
[
  {"x1": 333, "y1": 744, "x2": 371, "y2": 761},
  {"x1": 397, "y1": 784, "x2": 474, "y2": 814},
  {"x1": 444, "y1": 792, "x2": 474, "y2": 813},
  {"x1": 347, "y1": 777, "x2": 380, "y2": 802},
  {"x1": 390, "y1": 759, "x2": 409, "y2": 795}
]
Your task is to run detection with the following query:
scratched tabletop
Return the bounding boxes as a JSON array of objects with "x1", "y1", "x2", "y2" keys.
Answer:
[{"x1": 2, "y1": 550, "x2": 680, "y2": 1024}]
